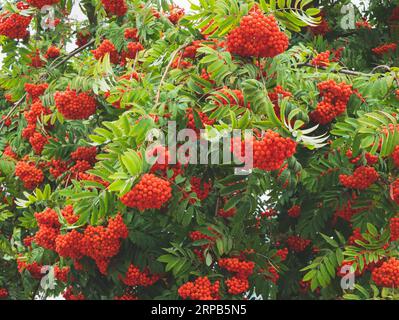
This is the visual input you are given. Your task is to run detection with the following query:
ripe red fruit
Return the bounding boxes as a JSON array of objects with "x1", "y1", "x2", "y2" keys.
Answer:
[
  {"x1": 226, "y1": 6, "x2": 289, "y2": 58},
  {"x1": 120, "y1": 174, "x2": 172, "y2": 211},
  {"x1": 310, "y1": 80, "x2": 353, "y2": 124},
  {"x1": 178, "y1": 277, "x2": 220, "y2": 300},
  {"x1": 268, "y1": 85, "x2": 292, "y2": 114},
  {"x1": 167, "y1": 5, "x2": 185, "y2": 24},
  {"x1": 0, "y1": 6, "x2": 32, "y2": 39},
  {"x1": 389, "y1": 216, "x2": 399, "y2": 242},
  {"x1": 218, "y1": 258, "x2": 255, "y2": 278},
  {"x1": 44, "y1": 46, "x2": 60, "y2": 59},
  {"x1": 76, "y1": 31, "x2": 91, "y2": 47},
  {"x1": 54, "y1": 266, "x2": 70, "y2": 283},
  {"x1": 24, "y1": 83, "x2": 49, "y2": 102},
  {"x1": 186, "y1": 108, "x2": 215, "y2": 133},
  {"x1": 26, "y1": 0, "x2": 59, "y2": 8},
  {"x1": 225, "y1": 276, "x2": 249, "y2": 295},
  {"x1": 29, "y1": 132, "x2": 48, "y2": 154},
  {"x1": 190, "y1": 177, "x2": 212, "y2": 201},
  {"x1": 233, "y1": 130, "x2": 296, "y2": 172},
  {"x1": 311, "y1": 50, "x2": 330, "y2": 67},
  {"x1": 101, "y1": 0, "x2": 127, "y2": 17},
  {"x1": 54, "y1": 89, "x2": 97, "y2": 120},
  {"x1": 120, "y1": 264, "x2": 159, "y2": 287},
  {"x1": 24, "y1": 101, "x2": 51, "y2": 125},
  {"x1": 339, "y1": 166, "x2": 379, "y2": 190},
  {"x1": 288, "y1": 205, "x2": 301, "y2": 218},
  {"x1": 61, "y1": 205, "x2": 79, "y2": 225},
  {"x1": 0, "y1": 288, "x2": 8, "y2": 299},
  {"x1": 287, "y1": 235, "x2": 311, "y2": 252},
  {"x1": 392, "y1": 145, "x2": 399, "y2": 167},
  {"x1": 372, "y1": 43, "x2": 397, "y2": 56},
  {"x1": 124, "y1": 28, "x2": 138, "y2": 40},
  {"x1": 91, "y1": 39, "x2": 119, "y2": 64},
  {"x1": 15, "y1": 161, "x2": 44, "y2": 189},
  {"x1": 71, "y1": 146, "x2": 97, "y2": 164},
  {"x1": 372, "y1": 258, "x2": 399, "y2": 288}
]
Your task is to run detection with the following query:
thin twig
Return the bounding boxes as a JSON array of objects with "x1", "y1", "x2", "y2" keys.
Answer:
[{"x1": 296, "y1": 62, "x2": 370, "y2": 76}]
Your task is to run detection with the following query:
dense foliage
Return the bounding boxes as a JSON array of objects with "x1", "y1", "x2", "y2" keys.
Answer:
[{"x1": 1, "y1": 0, "x2": 399, "y2": 300}]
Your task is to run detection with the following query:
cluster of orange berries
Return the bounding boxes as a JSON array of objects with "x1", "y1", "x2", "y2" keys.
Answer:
[
  {"x1": 355, "y1": 19, "x2": 372, "y2": 29},
  {"x1": 346, "y1": 149, "x2": 378, "y2": 166},
  {"x1": 288, "y1": 205, "x2": 301, "y2": 218},
  {"x1": 218, "y1": 258, "x2": 254, "y2": 295},
  {"x1": 54, "y1": 89, "x2": 97, "y2": 120},
  {"x1": 248, "y1": 130, "x2": 296, "y2": 171},
  {"x1": 178, "y1": 276, "x2": 220, "y2": 300},
  {"x1": 121, "y1": 174, "x2": 172, "y2": 211},
  {"x1": 0, "y1": 2, "x2": 32, "y2": 39},
  {"x1": 215, "y1": 88, "x2": 249, "y2": 109},
  {"x1": 189, "y1": 228, "x2": 218, "y2": 261},
  {"x1": 23, "y1": 100, "x2": 51, "y2": 144},
  {"x1": 392, "y1": 145, "x2": 399, "y2": 167},
  {"x1": 91, "y1": 39, "x2": 119, "y2": 64},
  {"x1": 310, "y1": 80, "x2": 353, "y2": 125},
  {"x1": 124, "y1": 28, "x2": 138, "y2": 40},
  {"x1": 24, "y1": 83, "x2": 49, "y2": 102},
  {"x1": 287, "y1": 235, "x2": 311, "y2": 252},
  {"x1": 120, "y1": 264, "x2": 159, "y2": 287},
  {"x1": 71, "y1": 146, "x2": 97, "y2": 165},
  {"x1": 92, "y1": 39, "x2": 144, "y2": 65},
  {"x1": 26, "y1": 0, "x2": 59, "y2": 8},
  {"x1": 189, "y1": 177, "x2": 212, "y2": 202},
  {"x1": 0, "y1": 288, "x2": 8, "y2": 298},
  {"x1": 275, "y1": 247, "x2": 289, "y2": 261},
  {"x1": 168, "y1": 5, "x2": 185, "y2": 24},
  {"x1": 63, "y1": 287, "x2": 85, "y2": 300},
  {"x1": 101, "y1": 0, "x2": 127, "y2": 16},
  {"x1": 226, "y1": 6, "x2": 289, "y2": 58},
  {"x1": 372, "y1": 258, "x2": 399, "y2": 288},
  {"x1": 339, "y1": 166, "x2": 379, "y2": 190},
  {"x1": 311, "y1": 50, "x2": 330, "y2": 67},
  {"x1": 76, "y1": 31, "x2": 91, "y2": 47},
  {"x1": 15, "y1": 161, "x2": 44, "y2": 189},
  {"x1": 34, "y1": 208, "x2": 61, "y2": 251},
  {"x1": 29, "y1": 132, "x2": 48, "y2": 154},
  {"x1": 390, "y1": 216, "x2": 399, "y2": 242},
  {"x1": 55, "y1": 214, "x2": 128, "y2": 274},
  {"x1": 17, "y1": 258, "x2": 43, "y2": 279},
  {"x1": 372, "y1": 43, "x2": 397, "y2": 56},
  {"x1": 54, "y1": 265, "x2": 70, "y2": 283},
  {"x1": 44, "y1": 46, "x2": 60, "y2": 59},
  {"x1": 186, "y1": 108, "x2": 215, "y2": 133}
]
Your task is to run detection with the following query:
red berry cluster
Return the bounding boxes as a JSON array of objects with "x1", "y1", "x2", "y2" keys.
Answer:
[
  {"x1": 28, "y1": 50, "x2": 44, "y2": 68},
  {"x1": 355, "y1": 19, "x2": 372, "y2": 29},
  {"x1": 309, "y1": 12, "x2": 331, "y2": 36},
  {"x1": 122, "y1": 42, "x2": 144, "y2": 62},
  {"x1": 226, "y1": 6, "x2": 289, "y2": 58},
  {"x1": 124, "y1": 28, "x2": 138, "y2": 40},
  {"x1": 189, "y1": 228, "x2": 218, "y2": 261},
  {"x1": 2, "y1": 145, "x2": 17, "y2": 159},
  {"x1": 218, "y1": 258, "x2": 255, "y2": 278},
  {"x1": 61, "y1": 205, "x2": 79, "y2": 224},
  {"x1": 71, "y1": 146, "x2": 97, "y2": 164},
  {"x1": 120, "y1": 174, "x2": 172, "y2": 211},
  {"x1": 372, "y1": 43, "x2": 397, "y2": 56},
  {"x1": 91, "y1": 39, "x2": 120, "y2": 64},
  {"x1": 167, "y1": 5, "x2": 185, "y2": 24},
  {"x1": 48, "y1": 159, "x2": 69, "y2": 179},
  {"x1": 390, "y1": 216, "x2": 399, "y2": 242},
  {"x1": 178, "y1": 276, "x2": 220, "y2": 300},
  {"x1": 288, "y1": 205, "x2": 301, "y2": 218},
  {"x1": 24, "y1": 83, "x2": 49, "y2": 102},
  {"x1": 311, "y1": 50, "x2": 330, "y2": 67},
  {"x1": 54, "y1": 265, "x2": 70, "y2": 283},
  {"x1": 63, "y1": 287, "x2": 85, "y2": 300},
  {"x1": 17, "y1": 258, "x2": 43, "y2": 279},
  {"x1": 15, "y1": 161, "x2": 44, "y2": 189},
  {"x1": 249, "y1": 130, "x2": 296, "y2": 171},
  {"x1": 34, "y1": 208, "x2": 61, "y2": 250},
  {"x1": 114, "y1": 293, "x2": 138, "y2": 300},
  {"x1": 216, "y1": 88, "x2": 249, "y2": 109},
  {"x1": 287, "y1": 235, "x2": 311, "y2": 252},
  {"x1": 0, "y1": 288, "x2": 8, "y2": 299},
  {"x1": 225, "y1": 276, "x2": 249, "y2": 295},
  {"x1": 44, "y1": 46, "x2": 60, "y2": 59},
  {"x1": 275, "y1": 248, "x2": 289, "y2": 261},
  {"x1": 26, "y1": 0, "x2": 59, "y2": 8},
  {"x1": 29, "y1": 132, "x2": 48, "y2": 154},
  {"x1": 101, "y1": 0, "x2": 127, "y2": 17},
  {"x1": 0, "y1": 7, "x2": 32, "y2": 39},
  {"x1": 190, "y1": 177, "x2": 212, "y2": 201},
  {"x1": 54, "y1": 89, "x2": 97, "y2": 120},
  {"x1": 120, "y1": 264, "x2": 159, "y2": 287},
  {"x1": 186, "y1": 108, "x2": 215, "y2": 133},
  {"x1": 339, "y1": 166, "x2": 379, "y2": 190},
  {"x1": 76, "y1": 31, "x2": 91, "y2": 47},
  {"x1": 372, "y1": 258, "x2": 399, "y2": 288},
  {"x1": 310, "y1": 80, "x2": 353, "y2": 124},
  {"x1": 55, "y1": 214, "x2": 128, "y2": 274},
  {"x1": 218, "y1": 207, "x2": 236, "y2": 218},
  {"x1": 392, "y1": 145, "x2": 399, "y2": 167}
]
